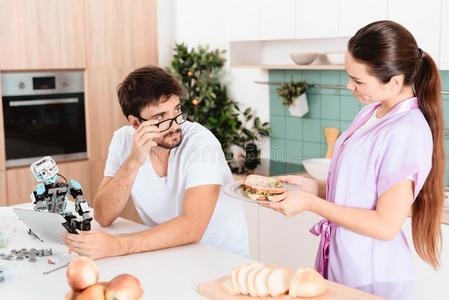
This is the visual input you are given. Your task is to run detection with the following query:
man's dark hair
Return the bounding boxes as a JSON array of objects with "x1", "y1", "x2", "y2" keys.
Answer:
[{"x1": 117, "y1": 65, "x2": 183, "y2": 118}]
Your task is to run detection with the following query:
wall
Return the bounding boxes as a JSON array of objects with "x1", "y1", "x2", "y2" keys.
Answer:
[
  {"x1": 156, "y1": 0, "x2": 271, "y2": 159},
  {"x1": 269, "y1": 70, "x2": 449, "y2": 184}
]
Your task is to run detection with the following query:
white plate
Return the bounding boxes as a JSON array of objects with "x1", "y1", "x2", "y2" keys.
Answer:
[{"x1": 223, "y1": 180, "x2": 300, "y2": 204}]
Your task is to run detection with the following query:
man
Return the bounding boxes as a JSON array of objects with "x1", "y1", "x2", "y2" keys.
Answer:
[{"x1": 64, "y1": 66, "x2": 248, "y2": 259}]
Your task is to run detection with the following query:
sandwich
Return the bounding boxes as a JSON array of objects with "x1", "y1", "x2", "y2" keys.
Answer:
[{"x1": 242, "y1": 174, "x2": 285, "y2": 201}]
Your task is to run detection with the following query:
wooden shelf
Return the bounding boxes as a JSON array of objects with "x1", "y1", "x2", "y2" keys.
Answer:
[{"x1": 232, "y1": 64, "x2": 345, "y2": 70}]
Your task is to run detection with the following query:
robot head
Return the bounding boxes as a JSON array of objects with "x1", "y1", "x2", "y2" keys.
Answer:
[{"x1": 30, "y1": 156, "x2": 59, "y2": 184}]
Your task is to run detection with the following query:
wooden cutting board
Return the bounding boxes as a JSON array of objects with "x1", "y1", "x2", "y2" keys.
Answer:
[{"x1": 197, "y1": 277, "x2": 384, "y2": 300}]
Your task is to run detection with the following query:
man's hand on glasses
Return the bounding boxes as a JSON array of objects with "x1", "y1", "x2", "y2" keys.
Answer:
[{"x1": 129, "y1": 119, "x2": 161, "y2": 166}]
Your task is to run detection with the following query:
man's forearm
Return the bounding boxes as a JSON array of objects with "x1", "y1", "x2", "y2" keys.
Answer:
[
  {"x1": 94, "y1": 159, "x2": 141, "y2": 226},
  {"x1": 114, "y1": 215, "x2": 204, "y2": 255}
]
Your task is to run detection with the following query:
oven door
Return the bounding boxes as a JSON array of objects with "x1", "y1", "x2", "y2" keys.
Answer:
[{"x1": 2, "y1": 93, "x2": 87, "y2": 167}]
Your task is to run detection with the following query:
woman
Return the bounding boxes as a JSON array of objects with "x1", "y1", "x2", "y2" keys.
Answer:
[{"x1": 264, "y1": 20, "x2": 444, "y2": 299}]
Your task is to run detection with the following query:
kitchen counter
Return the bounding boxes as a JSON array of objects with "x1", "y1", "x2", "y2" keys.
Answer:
[{"x1": 0, "y1": 204, "x2": 382, "y2": 300}]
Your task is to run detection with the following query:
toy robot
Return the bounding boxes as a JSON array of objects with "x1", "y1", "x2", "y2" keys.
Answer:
[{"x1": 30, "y1": 156, "x2": 92, "y2": 232}]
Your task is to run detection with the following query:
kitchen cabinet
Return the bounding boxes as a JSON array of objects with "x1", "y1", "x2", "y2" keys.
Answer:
[
  {"x1": 85, "y1": 68, "x2": 131, "y2": 161},
  {"x1": 295, "y1": 0, "x2": 339, "y2": 39},
  {"x1": 84, "y1": 0, "x2": 158, "y2": 68},
  {"x1": 0, "y1": 0, "x2": 86, "y2": 70},
  {"x1": 6, "y1": 160, "x2": 91, "y2": 206},
  {"x1": 224, "y1": 0, "x2": 259, "y2": 41},
  {"x1": 0, "y1": 80, "x2": 4, "y2": 171},
  {"x1": 440, "y1": 0, "x2": 449, "y2": 69},
  {"x1": 258, "y1": 206, "x2": 321, "y2": 269},
  {"x1": 0, "y1": 171, "x2": 6, "y2": 206},
  {"x1": 402, "y1": 218, "x2": 449, "y2": 298},
  {"x1": 240, "y1": 201, "x2": 260, "y2": 259},
  {"x1": 388, "y1": 0, "x2": 441, "y2": 66},
  {"x1": 259, "y1": 0, "x2": 295, "y2": 40},
  {"x1": 339, "y1": 0, "x2": 387, "y2": 37},
  {"x1": 89, "y1": 159, "x2": 106, "y2": 201}
]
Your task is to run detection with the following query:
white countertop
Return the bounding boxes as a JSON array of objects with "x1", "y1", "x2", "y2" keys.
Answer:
[{"x1": 0, "y1": 204, "x2": 254, "y2": 300}]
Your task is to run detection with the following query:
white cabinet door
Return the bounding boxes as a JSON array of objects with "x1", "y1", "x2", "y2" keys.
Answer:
[
  {"x1": 258, "y1": 207, "x2": 321, "y2": 269},
  {"x1": 388, "y1": 0, "x2": 441, "y2": 66},
  {"x1": 339, "y1": 0, "x2": 387, "y2": 37},
  {"x1": 440, "y1": 0, "x2": 449, "y2": 69},
  {"x1": 224, "y1": 0, "x2": 259, "y2": 41},
  {"x1": 259, "y1": 0, "x2": 296, "y2": 40},
  {"x1": 402, "y1": 219, "x2": 449, "y2": 298},
  {"x1": 295, "y1": 0, "x2": 339, "y2": 39},
  {"x1": 240, "y1": 201, "x2": 260, "y2": 259}
]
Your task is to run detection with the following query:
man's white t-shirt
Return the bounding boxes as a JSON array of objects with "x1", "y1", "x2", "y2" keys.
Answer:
[{"x1": 104, "y1": 121, "x2": 249, "y2": 256}]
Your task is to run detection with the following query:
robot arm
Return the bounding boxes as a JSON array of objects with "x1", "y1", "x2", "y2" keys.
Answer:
[
  {"x1": 30, "y1": 183, "x2": 48, "y2": 211},
  {"x1": 68, "y1": 179, "x2": 93, "y2": 231}
]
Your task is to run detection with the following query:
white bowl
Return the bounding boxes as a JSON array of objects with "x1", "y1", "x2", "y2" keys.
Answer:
[
  {"x1": 326, "y1": 52, "x2": 345, "y2": 65},
  {"x1": 290, "y1": 52, "x2": 319, "y2": 65},
  {"x1": 302, "y1": 158, "x2": 331, "y2": 181}
]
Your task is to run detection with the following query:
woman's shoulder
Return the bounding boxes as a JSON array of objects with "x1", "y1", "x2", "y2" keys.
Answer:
[{"x1": 383, "y1": 109, "x2": 432, "y2": 147}]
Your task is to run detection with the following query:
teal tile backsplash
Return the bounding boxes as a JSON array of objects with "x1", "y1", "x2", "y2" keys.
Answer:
[{"x1": 269, "y1": 69, "x2": 449, "y2": 185}]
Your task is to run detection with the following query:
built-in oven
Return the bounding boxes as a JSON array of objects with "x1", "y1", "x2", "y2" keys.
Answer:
[{"x1": 1, "y1": 71, "x2": 87, "y2": 167}]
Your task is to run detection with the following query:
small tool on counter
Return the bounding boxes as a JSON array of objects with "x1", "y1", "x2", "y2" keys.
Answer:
[
  {"x1": 43, "y1": 262, "x2": 69, "y2": 275},
  {"x1": 324, "y1": 128, "x2": 340, "y2": 159}
]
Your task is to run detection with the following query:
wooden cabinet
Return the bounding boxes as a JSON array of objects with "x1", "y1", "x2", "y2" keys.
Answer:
[
  {"x1": 0, "y1": 0, "x2": 86, "y2": 70},
  {"x1": 6, "y1": 160, "x2": 91, "y2": 206},
  {"x1": 440, "y1": 0, "x2": 449, "y2": 69},
  {"x1": 84, "y1": 0, "x2": 158, "y2": 68},
  {"x1": 0, "y1": 171, "x2": 6, "y2": 206},
  {"x1": 85, "y1": 68, "x2": 131, "y2": 161},
  {"x1": 259, "y1": 0, "x2": 295, "y2": 40},
  {"x1": 339, "y1": 0, "x2": 387, "y2": 37},
  {"x1": 0, "y1": 79, "x2": 4, "y2": 171},
  {"x1": 89, "y1": 159, "x2": 106, "y2": 201},
  {"x1": 388, "y1": 0, "x2": 441, "y2": 66}
]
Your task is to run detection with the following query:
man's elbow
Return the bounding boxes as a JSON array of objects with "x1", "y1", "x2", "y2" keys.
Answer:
[
  {"x1": 94, "y1": 211, "x2": 113, "y2": 227},
  {"x1": 189, "y1": 223, "x2": 208, "y2": 244},
  {"x1": 92, "y1": 197, "x2": 111, "y2": 226}
]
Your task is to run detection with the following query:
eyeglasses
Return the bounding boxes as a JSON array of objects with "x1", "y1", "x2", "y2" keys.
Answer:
[{"x1": 138, "y1": 110, "x2": 188, "y2": 132}]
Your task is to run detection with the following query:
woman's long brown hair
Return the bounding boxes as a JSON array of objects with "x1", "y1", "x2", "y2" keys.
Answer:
[{"x1": 348, "y1": 20, "x2": 444, "y2": 268}]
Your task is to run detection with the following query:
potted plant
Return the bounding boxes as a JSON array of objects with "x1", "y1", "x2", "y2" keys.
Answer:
[
  {"x1": 276, "y1": 80, "x2": 309, "y2": 117},
  {"x1": 167, "y1": 43, "x2": 271, "y2": 173}
]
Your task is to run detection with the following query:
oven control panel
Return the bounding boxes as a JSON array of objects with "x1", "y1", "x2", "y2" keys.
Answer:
[{"x1": 1, "y1": 71, "x2": 83, "y2": 96}]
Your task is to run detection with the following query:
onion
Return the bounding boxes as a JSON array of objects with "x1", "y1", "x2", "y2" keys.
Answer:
[
  {"x1": 66, "y1": 256, "x2": 99, "y2": 291},
  {"x1": 105, "y1": 274, "x2": 144, "y2": 300}
]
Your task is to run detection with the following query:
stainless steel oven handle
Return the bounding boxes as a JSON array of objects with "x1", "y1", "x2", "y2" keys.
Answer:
[{"x1": 9, "y1": 98, "x2": 79, "y2": 107}]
